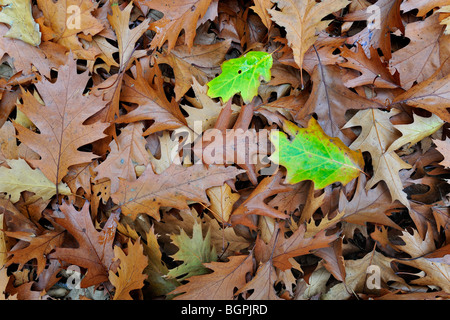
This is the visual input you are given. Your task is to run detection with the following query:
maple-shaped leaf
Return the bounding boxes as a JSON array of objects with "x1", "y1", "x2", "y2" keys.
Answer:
[
  {"x1": 207, "y1": 51, "x2": 273, "y2": 103},
  {"x1": 0, "y1": 159, "x2": 71, "y2": 203},
  {"x1": 0, "y1": 0, "x2": 41, "y2": 46},
  {"x1": 94, "y1": 122, "x2": 150, "y2": 193},
  {"x1": 14, "y1": 56, "x2": 109, "y2": 184},
  {"x1": 49, "y1": 202, "x2": 120, "y2": 288},
  {"x1": 109, "y1": 238, "x2": 148, "y2": 300},
  {"x1": 170, "y1": 254, "x2": 253, "y2": 300},
  {"x1": 36, "y1": 0, "x2": 104, "y2": 60},
  {"x1": 145, "y1": 0, "x2": 215, "y2": 52},
  {"x1": 269, "y1": 0, "x2": 350, "y2": 78},
  {"x1": 269, "y1": 118, "x2": 364, "y2": 189},
  {"x1": 111, "y1": 164, "x2": 243, "y2": 221},
  {"x1": 168, "y1": 221, "x2": 217, "y2": 281},
  {"x1": 117, "y1": 61, "x2": 186, "y2": 136}
]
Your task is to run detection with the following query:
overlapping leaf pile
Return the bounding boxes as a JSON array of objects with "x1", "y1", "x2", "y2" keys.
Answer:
[{"x1": 0, "y1": 0, "x2": 449, "y2": 300}]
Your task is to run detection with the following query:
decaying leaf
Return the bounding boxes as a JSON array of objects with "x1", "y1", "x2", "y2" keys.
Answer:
[
  {"x1": 14, "y1": 56, "x2": 109, "y2": 184},
  {"x1": 0, "y1": 159, "x2": 71, "y2": 203},
  {"x1": 1, "y1": 0, "x2": 450, "y2": 302},
  {"x1": 109, "y1": 238, "x2": 148, "y2": 300},
  {"x1": 111, "y1": 164, "x2": 243, "y2": 221},
  {"x1": 0, "y1": 0, "x2": 41, "y2": 46},
  {"x1": 269, "y1": 0, "x2": 350, "y2": 81}
]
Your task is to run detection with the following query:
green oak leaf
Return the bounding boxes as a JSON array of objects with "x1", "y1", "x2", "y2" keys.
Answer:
[
  {"x1": 207, "y1": 51, "x2": 273, "y2": 103},
  {"x1": 269, "y1": 118, "x2": 364, "y2": 189},
  {"x1": 167, "y1": 221, "x2": 217, "y2": 281}
]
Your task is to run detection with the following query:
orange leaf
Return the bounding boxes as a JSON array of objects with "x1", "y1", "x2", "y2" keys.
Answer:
[
  {"x1": 14, "y1": 56, "x2": 109, "y2": 184},
  {"x1": 109, "y1": 238, "x2": 148, "y2": 300},
  {"x1": 145, "y1": 0, "x2": 215, "y2": 52}
]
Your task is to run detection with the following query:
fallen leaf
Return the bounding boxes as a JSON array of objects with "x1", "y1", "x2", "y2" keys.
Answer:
[
  {"x1": 94, "y1": 122, "x2": 150, "y2": 193},
  {"x1": 111, "y1": 164, "x2": 243, "y2": 221},
  {"x1": 117, "y1": 61, "x2": 187, "y2": 135},
  {"x1": 236, "y1": 261, "x2": 282, "y2": 300},
  {"x1": 0, "y1": 159, "x2": 71, "y2": 203},
  {"x1": 36, "y1": 0, "x2": 104, "y2": 60},
  {"x1": 389, "y1": 13, "x2": 450, "y2": 90},
  {"x1": 109, "y1": 238, "x2": 148, "y2": 300},
  {"x1": 49, "y1": 202, "x2": 119, "y2": 288},
  {"x1": 322, "y1": 250, "x2": 405, "y2": 300},
  {"x1": 207, "y1": 51, "x2": 273, "y2": 103},
  {"x1": 269, "y1": 117, "x2": 364, "y2": 189},
  {"x1": 269, "y1": 0, "x2": 350, "y2": 82},
  {"x1": 343, "y1": 108, "x2": 411, "y2": 207},
  {"x1": 0, "y1": 0, "x2": 41, "y2": 46},
  {"x1": 146, "y1": 0, "x2": 215, "y2": 52},
  {"x1": 167, "y1": 221, "x2": 217, "y2": 281},
  {"x1": 171, "y1": 254, "x2": 253, "y2": 300},
  {"x1": 14, "y1": 56, "x2": 109, "y2": 184}
]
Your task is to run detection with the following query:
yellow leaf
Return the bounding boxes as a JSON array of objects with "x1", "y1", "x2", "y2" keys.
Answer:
[
  {"x1": 388, "y1": 113, "x2": 444, "y2": 152},
  {"x1": 206, "y1": 184, "x2": 240, "y2": 223},
  {"x1": 0, "y1": 158, "x2": 71, "y2": 203},
  {"x1": 0, "y1": 0, "x2": 41, "y2": 46},
  {"x1": 438, "y1": 5, "x2": 450, "y2": 35},
  {"x1": 109, "y1": 239, "x2": 148, "y2": 300}
]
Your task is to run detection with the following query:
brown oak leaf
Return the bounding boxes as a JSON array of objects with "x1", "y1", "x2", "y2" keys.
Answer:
[
  {"x1": 14, "y1": 56, "x2": 109, "y2": 184},
  {"x1": 49, "y1": 202, "x2": 120, "y2": 288}
]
